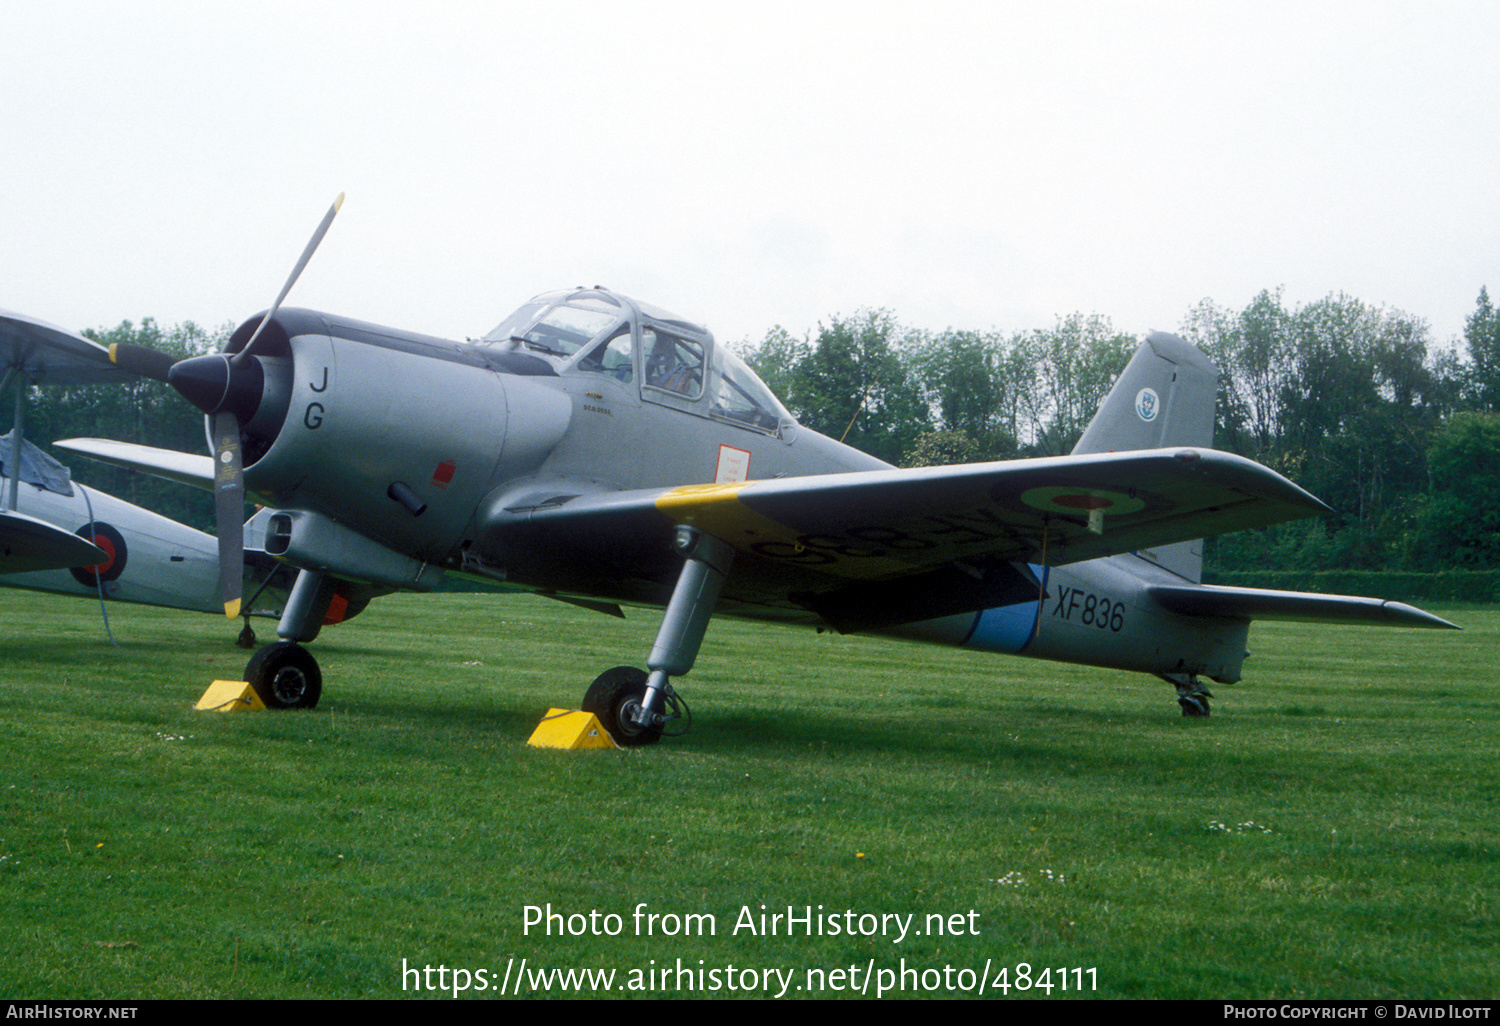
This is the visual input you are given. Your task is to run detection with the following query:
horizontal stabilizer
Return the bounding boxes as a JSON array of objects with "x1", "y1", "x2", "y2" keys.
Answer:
[
  {"x1": 54, "y1": 438, "x2": 215, "y2": 491},
  {"x1": 0, "y1": 509, "x2": 106, "y2": 574},
  {"x1": 1148, "y1": 584, "x2": 1458, "y2": 629}
]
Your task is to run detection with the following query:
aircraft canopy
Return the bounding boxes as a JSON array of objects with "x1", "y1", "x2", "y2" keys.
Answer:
[{"x1": 481, "y1": 288, "x2": 792, "y2": 435}]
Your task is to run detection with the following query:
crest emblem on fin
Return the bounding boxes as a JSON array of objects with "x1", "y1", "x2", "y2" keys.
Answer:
[{"x1": 1135, "y1": 387, "x2": 1160, "y2": 422}]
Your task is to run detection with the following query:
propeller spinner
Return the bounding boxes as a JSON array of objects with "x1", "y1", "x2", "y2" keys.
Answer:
[{"x1": 109, "y1": 193, "x2": 344, "y2": 618}]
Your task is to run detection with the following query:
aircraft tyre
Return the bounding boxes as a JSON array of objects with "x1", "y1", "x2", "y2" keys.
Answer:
[
  {"x1": 582, "y1": 666, "x2": 663, "y2": 746},
  {"x1": 1178, "y1": 693, "x2": 1211, "y2": 718},
  {"x1": 245, "y1": 641, "x2": 323, "y2": 710}
]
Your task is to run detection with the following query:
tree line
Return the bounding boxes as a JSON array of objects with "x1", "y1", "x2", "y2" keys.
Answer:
[{"x1": 18, "y1": 290, "x2": 1500, "y2": 573}]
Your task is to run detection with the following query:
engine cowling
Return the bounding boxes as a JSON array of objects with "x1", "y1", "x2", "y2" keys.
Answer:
[{"x1": 210, "y1": 308, "x2": 572, "y2": 564}]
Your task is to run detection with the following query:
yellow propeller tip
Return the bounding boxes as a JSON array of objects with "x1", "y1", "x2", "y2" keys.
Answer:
[
  {"x1": 224, "y1": 599, "x2": 241, "y2": 620},
  {"x1": 333, "y1": 192, "x2": 345, "y2": 210},
  {"x1": 108, "y1": 343, "x2": 119, "y2": 364}
]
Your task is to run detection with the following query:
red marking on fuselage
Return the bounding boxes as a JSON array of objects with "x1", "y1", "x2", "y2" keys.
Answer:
[
  {"x1": 323, "y1": 591, "x2": 350, "y2": 624},
  {"x1": 84, "y1": 535, "x2": 117, "y2": 574}
]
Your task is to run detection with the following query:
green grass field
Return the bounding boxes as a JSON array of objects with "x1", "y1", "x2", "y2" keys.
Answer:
[{"x1": 1, "y1": 590, "x2": 1494, "y2": 1000}]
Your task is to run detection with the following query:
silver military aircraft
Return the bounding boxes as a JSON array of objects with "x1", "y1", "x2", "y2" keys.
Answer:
[
  {"x1": 0, "y1": 309, "x2": 302, "y2": 638},
  {"x1": 0, "y1": 308, "x2": 229, "y2": 615},
  {"x1": 57, "y1": 199, "x2": 1455, "y2": 742}
]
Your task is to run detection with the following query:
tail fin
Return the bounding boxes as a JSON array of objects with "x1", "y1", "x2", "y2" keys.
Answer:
[{"x1": 1071, "y1": 332, "x2": 1219, "y2": 582}]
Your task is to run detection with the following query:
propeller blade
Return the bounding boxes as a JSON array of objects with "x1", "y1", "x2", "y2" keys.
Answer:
[
  {"x1": 210, "y1": 411, "x2": 244, "y2": 619},
  {"x1": 111, "y1": 196, "x2": 344, "y2": 616},
  {"x1": 234, "y1": 192, "x2": 344, "y2": 364},
  {"x1": 109, "y1": 342, "x2": 176, "y2": 383}
]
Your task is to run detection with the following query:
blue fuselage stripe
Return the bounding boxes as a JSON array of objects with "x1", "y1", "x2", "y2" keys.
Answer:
[{"x1": 961, "y1": 565, "x2": 1047, "y2": 654}]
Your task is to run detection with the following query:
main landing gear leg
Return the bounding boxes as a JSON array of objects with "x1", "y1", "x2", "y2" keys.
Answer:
[
  {"x1": 1162, "y1": 672, "x2": 1214, "y2": 718},
  {"x1": 245, "y1": 569, "x2": 335, "y2": 709},
  {"x1": 584, "y1": 527, "x2": 734, "y2": 746}
]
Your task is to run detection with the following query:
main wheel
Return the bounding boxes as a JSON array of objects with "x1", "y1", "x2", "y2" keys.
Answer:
[
  {"x1": 582, "y1": 666, "x2": 662, "y2": 746},
  {"x1": 245, "y1": 641, "x2": 323, "y2": 710}
]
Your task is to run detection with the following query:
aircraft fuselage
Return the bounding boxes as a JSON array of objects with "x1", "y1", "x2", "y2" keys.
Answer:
[
  {"x1": 0, "y1": 474, "x2": 221, "y2": 613},
  {"x1": 892, "y1": 556, "x2": 1250, "y2": 684}
]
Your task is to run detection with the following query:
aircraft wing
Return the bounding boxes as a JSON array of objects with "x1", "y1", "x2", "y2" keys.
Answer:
[
  {"x1": 1147, "y1": 583, "x2": 1458, "y2": 629},
  {"x1": 0, "y1": 310, "x2": 127, "y2": 385},
  {"x1": 488, "y1": 448, "x2": 1332, "y2": 630},
  {"x1": 0, "y1": 508, "x2": 106, "y2": 574},
  {"x1": 52, "y1": 438, "x2": 215, "y2": 491}
]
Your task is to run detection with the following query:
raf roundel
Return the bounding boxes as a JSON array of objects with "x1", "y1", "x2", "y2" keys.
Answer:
[
  {"x1": 1019, "y1": 486, "x2": 1148, "y2": 517},
  {"x1": 1135, "y1": 387, "x2": 1160, "y2": 422},
  {"x1": 69, "y1": 521, "x2": 128, "y2": 588}
]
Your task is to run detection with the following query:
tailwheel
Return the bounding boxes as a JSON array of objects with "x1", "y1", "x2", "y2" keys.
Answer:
[
  {"x1": 1178, "y1": 692, "x2": 1212, "y2": 718},
  {"x1": 1166, "y1": 673, "x2": 1214, "y2": 718},
  {"x1": 245, "y1": 641, "x2": 322, "y2": 710}
]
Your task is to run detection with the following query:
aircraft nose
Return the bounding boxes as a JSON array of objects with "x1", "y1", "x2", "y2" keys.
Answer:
[{"x1": 168, "y1": 353, "x2": 265, "y2": 422}]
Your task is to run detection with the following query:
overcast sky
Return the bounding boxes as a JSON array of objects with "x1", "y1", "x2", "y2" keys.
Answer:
[{"x1": 4, "y1": 1, "x2": 1497, "y2": 354}]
